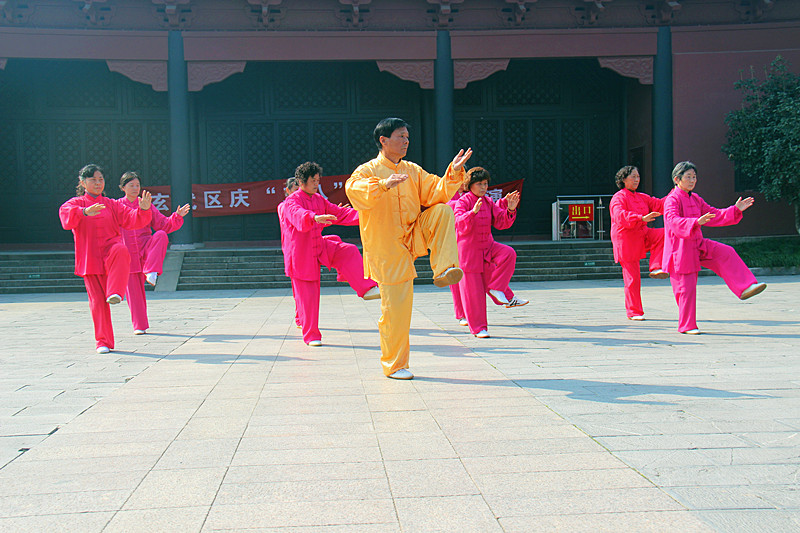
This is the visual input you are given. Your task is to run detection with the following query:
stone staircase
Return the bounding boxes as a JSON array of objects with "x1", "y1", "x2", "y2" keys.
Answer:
[
  {"x1": 174, "y1": 241, "x2": 624, "y2": 291},
  {"x1": 0, "y1": 252, "x2": 85, "y2": 294},
  {"x1": 0, "y1": 241, "x2": 637, "y2": 294}
]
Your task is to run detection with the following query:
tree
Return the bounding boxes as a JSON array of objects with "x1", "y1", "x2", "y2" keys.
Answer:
[{"x1": 723, "y1": 56, "x2": 800, "y2": 234}]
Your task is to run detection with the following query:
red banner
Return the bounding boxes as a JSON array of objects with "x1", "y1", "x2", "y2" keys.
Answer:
[{"x1": 143, "y1": 177, "x2": 523, "y2": 217}]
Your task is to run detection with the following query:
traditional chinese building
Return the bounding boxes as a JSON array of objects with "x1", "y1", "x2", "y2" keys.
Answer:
[{"x1": 1, "y1": 0, "x2": 798, "y2": 247}]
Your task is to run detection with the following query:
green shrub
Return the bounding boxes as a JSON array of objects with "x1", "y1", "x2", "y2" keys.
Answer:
[
  {"x1": 723, "y1": 56, "x2": 800, "y2": 235},
  {"x1": 725, "y1": 236, "x2": 800, "y2": 268}
]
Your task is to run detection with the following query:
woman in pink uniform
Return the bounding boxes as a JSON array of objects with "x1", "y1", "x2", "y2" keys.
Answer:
[
  {"x1": 59, "y1": 164, "x2": 153, "y2": 353},
  {"x1": 118, "y1": 171, "x2": 189, "y2": 335},
  {"x1": 447, "y1": 182, "x2": 468, "y2": 327},
  {"x1": 609, "y1": 165, "x2": 668, "y2": 321},
  {"x1": 278, "y1": 177, "x2": 302, "y2": 329},
  {"x1": 663, "y1": 161, "x2": 766, "y2": 334},
  {"x1": 453, "y1": 167, "x2": 527, "y2": 339},
  {"x1": 283, "y1": 162, "x2": 380, "y2": 346}
]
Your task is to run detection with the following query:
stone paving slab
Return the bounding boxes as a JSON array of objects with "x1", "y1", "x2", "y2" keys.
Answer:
[{"x1": 0, "y1": 275, "x2": 798, "y2": 531}]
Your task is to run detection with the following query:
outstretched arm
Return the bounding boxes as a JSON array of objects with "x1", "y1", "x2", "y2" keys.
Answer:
[{"x1": 345, "y1": 167, "x2": 393, "y2": 211}]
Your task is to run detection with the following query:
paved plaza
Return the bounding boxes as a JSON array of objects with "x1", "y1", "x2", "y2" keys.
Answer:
[{"x1": 0, "y1": 275, "x2": 798, "y2": 532}]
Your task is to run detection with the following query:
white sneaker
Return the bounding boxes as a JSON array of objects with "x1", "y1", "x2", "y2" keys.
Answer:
[
  {"x1": 489, "y1": 289, "x2": 510, "y2": 305},
  {"x1": 628, "y1": 315, "x2": 645, "y2": 321},
  {"x1": 740, "y1": 282, "x2": 766, "y2": 300},
  {"x1": 133, "y1": 329, "x2": 146, "y2": 335},
  {"x1": 96, "y1": 346, "x2": 110, "y2": 354},
  {"x1": 505, "y1": 297, "x2": 529, "y2": 308},
  {"x1": 433, "y1": 267, "x2": 463, "y2": 288},
  {"x1": 458, "y1": 318, "x2": 468, "y2": 327},
  {"x1": 682, "y1": 328, "x2": 701, "y2": 335},
  {"x1": 362, "y1": 286, "x2": 381, "y2": 300},
  {"x1": 106, "y1": 294, "x2": 122, "y2": 305},
  {"x1": 145, "y1": 272, "x2": 158, "y2": 287},
  {"x1": 307, "y1": 340, "x2": 322, "y2": 347},
  {"x1": 475, "y1": 329, "x2": 490, "y2": 338},
  {"x1": 649, "y1": 269, "x2": 669, "y2": 280},
  {"x1": 388, "y1": 368, "x2": 414, "y2": 380}
]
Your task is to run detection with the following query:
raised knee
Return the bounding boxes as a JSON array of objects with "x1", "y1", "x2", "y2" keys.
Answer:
[
  {"x1": 110, "y1": 243, "x2": 130, "y2": 260},
  {"x1": 429, "y1": 203, "x2": 453, "y2": 219}
]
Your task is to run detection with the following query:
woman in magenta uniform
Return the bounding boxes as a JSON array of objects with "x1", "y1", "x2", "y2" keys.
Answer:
[
  {"x1": 59, "y1": 164, "x2": 153, "y2": 353},
  {"x1": 609, "y1": 165, "x2": 668, "y2": 321},
  {"x1": 447, "y1": 181, "x2": 468, "y2": 327},
  {"x1": 118, "y1": 171, "x2": 189, "y2": 335},
  {"x1": 663, "y1": 161, "x2": 766, "y2": 334},
  {"x1": 282, "y1": 162, "x2": 379, "y2": 346},
  {"x1": 278, "y1": 177, "x2": 302, "y2": 329},
  {"x1": 453, "y1": 167, "x2": 527, "y2": 339}
]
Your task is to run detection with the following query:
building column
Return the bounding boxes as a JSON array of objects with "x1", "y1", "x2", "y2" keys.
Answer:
[
  {"x1": 168, "y1": 30, "x2": 193, "y2": 247},
  {"x1": 434, "y1": 30, "x2": 454, "y2": 174},
  {"x1": 652, "y1": 26, "x2": 673, "y2": 198}
]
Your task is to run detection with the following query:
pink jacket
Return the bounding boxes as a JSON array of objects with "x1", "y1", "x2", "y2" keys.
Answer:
[
  {"x1": 663, "y1": 187, "x2": 743, "y2": 274},
  {"x1": 118, "y1": 197, "x2": 184, "y2": 273},
  {"x1": 282, "y1": 190, "x2": 360, "y2": 281},
  {"x1": 278, "y1": 200, "x2": 289, "y2": 257},
  {"x1": 447, "y1": 190, "x2": 464, "y2": 211},
  {"x1": 59, "y1": 193, "x2": 152, "y2": 276},
  {"x1": 610, "y1": 188, "x2": 664, "y2": 263},
  {"x1": 453, "y1": 191, "x2": 516, "y2": 273}
]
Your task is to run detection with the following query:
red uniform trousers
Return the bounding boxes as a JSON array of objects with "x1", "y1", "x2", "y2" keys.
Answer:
[
  {"x1": 83, "y1": 242, "x2": 130, "y2": 349},
  {"x1": 460, "y1": 241, "x2": 516, "y2": 335},
  {"x1": 619, "y1": 226, "x2": 665, "y2": 318},
  {"x1": 450, "y1": 282, "x2": 465, "y2": 320},
  {"x1": 292, "y1": 237, "x2": 376, "y2": 344},
  {"x1": 669, "y1": 240, "x2": 757, "y2": 332},
  {"x1": 124, "y1": 230, "x2": 170, "y2": 332}
]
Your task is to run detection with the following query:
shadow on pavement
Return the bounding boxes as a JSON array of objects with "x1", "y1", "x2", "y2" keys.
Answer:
[{"x1": 412, "y1": 376, "x2": 771, "y2": 405}]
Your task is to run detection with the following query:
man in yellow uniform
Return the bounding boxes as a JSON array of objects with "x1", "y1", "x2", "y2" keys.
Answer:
[{"x1": 346, "y1": 117, "x2": 472, "y2": 379}]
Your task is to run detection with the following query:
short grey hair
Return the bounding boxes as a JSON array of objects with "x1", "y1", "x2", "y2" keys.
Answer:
[{"x1": 671, "y1": 161, "x2": 697, "y2": 184}]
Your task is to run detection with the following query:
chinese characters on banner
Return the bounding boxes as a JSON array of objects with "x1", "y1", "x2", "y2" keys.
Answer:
[{"x1": 144, "y1": 177, "x2": 524, "y2": 217}]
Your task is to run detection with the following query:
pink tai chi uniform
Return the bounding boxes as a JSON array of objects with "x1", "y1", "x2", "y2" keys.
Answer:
[
  {"x1": 447, "y1": 191, "x2": 466, "y2": 322},
  {"x1": 663, "y1": 187, "x2": 758, "y2": 333},
  {"x1": 60, "y1": 193, "x2": 152, "y2": 349},
  {"x1": 277, "y1": 199, "x2": 301, "y2": 328},
  {"x1": 118, "y1": 197, "x2": 184, "y2": 332},
  {"x1": 610, "y1": 188, "x2": 665, "y2": 318},
  {"x1": 282, "y1": 190, "x2": 378, "y2": 344},
  {"x1": 453, "y1": 191, "x2": 517, "y2": 335}
]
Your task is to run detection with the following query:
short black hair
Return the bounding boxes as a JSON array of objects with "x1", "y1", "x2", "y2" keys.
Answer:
[
  {"x1": 614, "y1": 165, "x2": 638, "y2": 189},
  {"x1": 76, "y1": 163, "x2": 104, "y2": 195},
  {"x1": 79, "y1": 163, "x2": 104, "y2": 179},
  {"x1": 119, "y1": 171, "x2": 141, "y2": 190},
  {"x1": 373, "y1": 118, "x2": 410, "y2": 149},
  {"x1": 466, "y1": 166, "x2": 491, "y2": 189},
  {"x1": 294, "y1": 161, "x2": 323, "y2": 183}
]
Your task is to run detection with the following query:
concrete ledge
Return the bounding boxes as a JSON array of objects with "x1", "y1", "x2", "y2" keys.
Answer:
[{"x1": 154, "y1": 250, "x2": 184, "y2": 292}]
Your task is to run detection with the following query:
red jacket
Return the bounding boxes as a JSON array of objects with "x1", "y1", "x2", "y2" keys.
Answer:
[
  {"x1": 281, "y1": 190, "x2": 359, "y2": 281},
  {"x1": 453, "y1": 191, "x2": 516, "y2": 273},
  {"x1": 663, "y1": 187, "x2": 743, "y2": 274},
  {"x1": 59, "y1": 193, "x2": 152, "y2": 276},
  {"x1": 118, "y1": 197, "x2": 183, "y2": 273},
  {"x1": 610, "y1": 188, "x2": 664, "y2": 263}
]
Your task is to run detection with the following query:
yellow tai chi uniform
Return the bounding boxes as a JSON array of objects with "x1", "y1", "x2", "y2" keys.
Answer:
[{"x1": 346, "y1": 152, "x2": 464, "y2": 376}]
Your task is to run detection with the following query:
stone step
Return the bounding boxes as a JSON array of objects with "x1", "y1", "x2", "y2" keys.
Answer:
[
  {"x1": 0, "y1": 285, "x2": 90, "y2": 294},
  {"x1": 174, "y1": 243, "x2": 623, "y2": 291},
  {"x1": 0, "y1": 241, "x2": 643, "y2": 294}
]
